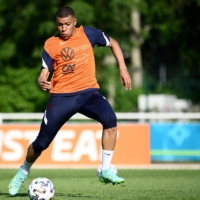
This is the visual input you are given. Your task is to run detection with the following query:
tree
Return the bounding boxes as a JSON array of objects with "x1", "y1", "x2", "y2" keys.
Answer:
[
  {"x1": 0, "y1": 0, "x2": 59, "y2": 112},
  {"x1": 0, "y1": 0, "x2": 200, "y2": 113},
  {"x1": 140, "y1": 0, "x2": 200, "y2": 104}
]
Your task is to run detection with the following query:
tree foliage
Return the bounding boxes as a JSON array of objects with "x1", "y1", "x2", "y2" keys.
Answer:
[
  {"x1": 0, "y1": 0, "x2": 199, "y2": 112},
  {"x1": 140, "y1": 0, "x2": 200, "y2": 103}
]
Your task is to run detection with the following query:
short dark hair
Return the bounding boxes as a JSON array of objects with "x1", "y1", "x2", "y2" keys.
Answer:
[{"x1": 55, "y1": 6, "x2": 75, "y2": 18}]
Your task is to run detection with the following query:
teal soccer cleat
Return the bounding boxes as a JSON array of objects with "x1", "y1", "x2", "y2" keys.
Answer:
[
  {"x1": 100, "y1": 168, "x2": 125, "y2": 185},
  {"x1": 8, "y1": 167, "x2": 28, "y2": 196}
]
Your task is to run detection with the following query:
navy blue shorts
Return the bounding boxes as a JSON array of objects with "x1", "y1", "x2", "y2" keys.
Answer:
[{"x1": 32, "y1": 89, "x2": 117, "y2": 153}]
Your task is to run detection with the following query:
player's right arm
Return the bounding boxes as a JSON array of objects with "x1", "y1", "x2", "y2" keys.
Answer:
[
  {"x1": 37, "y1": 68, "x2": 51, "y2": 91},
  {"x1": 38, "y1": 48, "x2": 53, "y2": 91}
]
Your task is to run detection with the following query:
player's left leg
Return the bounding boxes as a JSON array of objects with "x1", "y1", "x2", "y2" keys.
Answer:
[
  {"x1": 78, "y1": 90, "x2": 125, "y2": 185},
  {"x1": 100, "y1": 127, "x2": 124, "y2": 185}
]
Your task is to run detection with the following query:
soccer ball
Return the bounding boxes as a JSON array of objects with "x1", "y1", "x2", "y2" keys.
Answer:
[
  {"x1": 28, "y1": 177, "x2": 54, "y2": 200},
  {"x1": 97, "y1": 164, "x2": 117, "y2": 178}
]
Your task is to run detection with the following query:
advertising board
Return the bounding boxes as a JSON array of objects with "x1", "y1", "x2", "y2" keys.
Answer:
[{"x1": 0, "y1": 124, "x2": 150, "y2": 168}]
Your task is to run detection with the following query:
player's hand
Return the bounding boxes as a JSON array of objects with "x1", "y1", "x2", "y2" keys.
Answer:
[
  {"x1": 38, "y1": 80, "x2": 51, "y2": 91},
  {"x1": 120, "y1": 69, "x2": 132, "y2": 90}
]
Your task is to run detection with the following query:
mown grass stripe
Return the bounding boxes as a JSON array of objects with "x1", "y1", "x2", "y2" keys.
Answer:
[{"x1": 1, "y1": 169, "x2": 200, "y2": 200}]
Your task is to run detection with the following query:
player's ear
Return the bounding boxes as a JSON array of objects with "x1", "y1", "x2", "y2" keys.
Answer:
[{"x1": 74, "y1": 18, "x2": 77, "y2": 25}]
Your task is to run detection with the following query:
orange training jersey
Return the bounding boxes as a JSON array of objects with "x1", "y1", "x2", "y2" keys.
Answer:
[{"x1": 42, "y1": 26, "x2": 110, "y2": 94}]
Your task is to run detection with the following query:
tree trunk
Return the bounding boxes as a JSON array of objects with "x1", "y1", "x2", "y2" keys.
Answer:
[{"x1": 130, "y1": 3, "x2": 143, "y2": 87}]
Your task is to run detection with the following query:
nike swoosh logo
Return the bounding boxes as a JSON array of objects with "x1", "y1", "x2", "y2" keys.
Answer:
[
  {"x1": 8, "y1": 184, "x2": 13, "y2": 189},
  {"x1": 60, "y1": 41, "x2": 67, "y2": 45},
  {"x1": 104, "y1": 153, "x2": 110, "y2": 156}
]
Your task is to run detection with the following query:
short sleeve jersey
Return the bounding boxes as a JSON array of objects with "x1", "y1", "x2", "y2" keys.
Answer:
[{"x1": 42, "y1": 26, "x2": 110, "y2": 94}]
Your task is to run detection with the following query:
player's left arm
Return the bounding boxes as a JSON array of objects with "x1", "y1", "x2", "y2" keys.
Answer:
[{"x1": 108, "y1": 37, "x2": 132, "y2": 90}]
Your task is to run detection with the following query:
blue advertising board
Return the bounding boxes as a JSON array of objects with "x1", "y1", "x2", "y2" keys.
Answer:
[{"x1": 150, "y1": 123, "x2": 200, "y2": 161}]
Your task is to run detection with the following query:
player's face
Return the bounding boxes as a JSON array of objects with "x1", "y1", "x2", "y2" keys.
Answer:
[{"x1": 56, "y1": 16, "x2": 77, "y2": 40}]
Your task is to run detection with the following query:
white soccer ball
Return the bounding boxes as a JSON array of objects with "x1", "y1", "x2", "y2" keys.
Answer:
[
  {"x1": 28, "y1": 177, "x2": 55, "y2": 200},
  {"x1": 97, "y1": 164, "x2": 118, "y2": 177}
]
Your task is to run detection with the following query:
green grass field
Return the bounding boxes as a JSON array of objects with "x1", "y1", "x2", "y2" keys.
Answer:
[{"x1": 1, "y1": 169, "x2": 200, "y2": 200}]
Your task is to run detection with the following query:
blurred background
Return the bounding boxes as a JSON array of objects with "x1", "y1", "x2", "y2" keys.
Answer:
[
  {"x1": 0, "y1": 0, "x2": 200, "y2": 167},
  {"x1": 1, "y1": 0, "x2": 200, "y2": 112}
]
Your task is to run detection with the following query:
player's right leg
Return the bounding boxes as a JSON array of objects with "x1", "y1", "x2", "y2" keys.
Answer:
[
  {"x1": 8, "y1": 144, "x2": 41, "y2": 196},
  {"x1": 8, "y1": 95, "x2": 77, "y2": 196},
  {"x1": 8, "y1": 166, "x2": 29, "y2": 196}
]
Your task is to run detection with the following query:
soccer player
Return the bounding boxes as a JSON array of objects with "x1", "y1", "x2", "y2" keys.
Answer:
[{"x1": 8, "y1": 6, "x2": 131, "y2": 196}]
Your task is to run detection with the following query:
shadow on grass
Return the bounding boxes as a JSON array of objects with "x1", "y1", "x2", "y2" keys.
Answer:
[
  {"x1": 0, "y1": 193, "x2": 27, "y2": 198},
  {"x1": 0, "y1": 192, "x2": 96, "y2": 199},
  {"x1": 67, "y1": 194, "x2": 90, "y2": 198}
]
